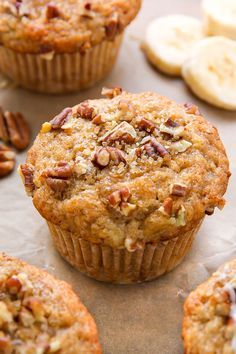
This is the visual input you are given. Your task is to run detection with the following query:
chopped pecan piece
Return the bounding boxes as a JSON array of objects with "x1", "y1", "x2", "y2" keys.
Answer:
[
  {"x1": 184, "y1": 103, "x2": 200, "y2": 115},
  {"x1": 92, "y1": 115, "x2": 103, "y2": 125},
  {"x1": 50, "y1": 107, "x2": 72, "y2": 129},
  {"x1": 46, "y1": 4, "x2": 60, "y2": 20},
  {"x1": 19, "y1": 163, "x2": 35, "y2": 196},
  {"x1": 84, "y1": 2, "x2": 91, "y2": 10},
  {"x1": 25, "y1": 297, "x2": 45, "y2": 320},
  {"x1": 160, "y1": 120, "x2": 184, "y2": 138},
  {"x1": 42, "y1": 162, "x2": 72, "y2": 192},
  {"x1": 101, "y1": 87, "x2": 122, "y2": 99},
  {"x1": 205, "y1": 207, "x2": 215, "y2": 216},
  {"x1": 99, "y1": 121, "x2": 137, "y2": 145},
  {"x1": 45, "y1": 178, "x2": 69, "y2": 192},
  {"x1": 77, "y1": 101, "x2": 94, "y2": 119},
  {"x1": 159, "y1": 197, "x2": 173, "y2": 217},
  {"x1": 105, "y1": 13, "x2": 119, "y2": 40},
  {"x1": 0, "y1": 109, "x2": 30, "y2": 150},
  {"x1": 165, "y1": 118, "x2": 179, "y2": 128},
  {"x1": 6, "y1": 276, "x2": 22, "y2": 294},
  {"x1": 92, "y1": 147, "x2": 126, "y2": 169},
  {"x1": 108, "y1": 187, "x2": 130, "y2": 208},
  {"x1": 170, "y1": 183, "x2": 187, "y2": 197},
  {"x1": 0, "y1": 337, "x2": 11, "y2": 351},
  {"x1": 107, "y1": 147, "x2": 126, "y2": 165},
  {"x1": 125, "y1": 238, "x2": 144, "y2": 252},
  {"x1": 0, "y1": 144, "x2": 15, "y2": 177},
  {"x1": 137, "y1": 117, "x2": 156, "y2": 133},
  {"x1": 144, "y1": 139, "x2": 168, "y2": 159}
]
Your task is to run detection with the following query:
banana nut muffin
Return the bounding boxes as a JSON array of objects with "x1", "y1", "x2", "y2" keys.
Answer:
[
  {"x1": 0, "y1": 253, "x2": 101, "y2": 354},
  {"x1": 183, "y1": 259, "x2": 236, "y2": 354},
  {"x1": 20, "y1": 88, "x2": 230, "y2": 283},
  {"x1": 0, "y1": 0, "x2": 141, "y2": 93}
]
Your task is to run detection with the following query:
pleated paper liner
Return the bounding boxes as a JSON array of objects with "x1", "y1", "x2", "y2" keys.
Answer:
[
  {"x1": 0, "y1": 34, "x2": 123, "y2": 94},
  {"x1": 47, "y1": 219, "x2": 203, "y2": 284}
]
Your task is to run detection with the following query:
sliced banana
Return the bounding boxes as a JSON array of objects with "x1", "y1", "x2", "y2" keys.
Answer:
[
  {"x1": 202, "y1": 0, "x2": 236, "y2": 40},
  {"x1": 142, "y1": 15, "x2": 204, "y2": 76},
  {"x1": 182, "y1": 36, "x2": 236, "y2": 110}
]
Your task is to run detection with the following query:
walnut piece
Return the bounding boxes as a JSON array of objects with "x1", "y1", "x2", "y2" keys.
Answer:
[
  {"x1": 0, "y1": 108, "x2": 30, "y2": 150},
  {"x1": 50, "y1": 107, "x2": 72, "y2": 129},
  {"x1": 42, "y1": 162, "x2": 72, "y2": 192},
  {"x1": 0, "y1": 144, "x2": 15, "y2": 177},
  {"x1": 99, "y1": 122, "x2": 137, "y2": 145},
  {"x1": 18, "y1": 163, "x2": 35, "y2": 196},
  {"x1": 170, "y1": 183, "x2": 187, "y2": 197},
  {"x1": 92, "y1": 147, "x2": 126, "y2": 169},
  {"x1": 77, "y1": 101, "x2": 94, "y2": 120},
  {"x1": 101, "y1": 87, "x2": 122, "y2": 99}
]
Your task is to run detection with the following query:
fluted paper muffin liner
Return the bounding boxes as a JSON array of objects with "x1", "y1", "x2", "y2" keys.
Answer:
[
  {"x1": 0, "y1": 34, "x2": 123, "y2": 94},
  {"x1": 47, "y1": 219, "x2": 203, "y2": 284}
]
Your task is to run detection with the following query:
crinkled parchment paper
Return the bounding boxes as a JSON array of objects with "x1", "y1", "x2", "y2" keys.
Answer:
[{"x1": 0, "y1": 0, "x2": 236, "y2": 353}]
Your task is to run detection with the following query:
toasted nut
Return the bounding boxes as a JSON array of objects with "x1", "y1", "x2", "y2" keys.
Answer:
[
  {"x1": 159, "y1": 197, "x2": 173, "y2": 217},
  {"x1": 160, "y1": 120, "x2": 184, "y2": 138},
  {"x1": 105, "y1": 13, "x2": 119, "y2": 40},
  {"x1": 18, "y1": 164, "x2": 35, "y2": 196},
  {"x1": 165, "y1": 118, "x2": 180, "y2": 128},
  {"x1": 46, "y1": 4, "x2": 60, "y2": 20},
  {"x1": 107, "y1": 147, "x2": 126, "y2": 165},
  {"x1": 125, "y1": 238, "x2": 144, "y2": 252},
  {"x1": 6, "y1": 276, "x2": 22, "y2": 294},
  {"x1": 42, "y1": 161, "x2": 72, "y2": 179},
  {"x1": 92, "y1": 115, "x2": 103, "y2": 125},
  {"x1": 171, "y1": 140, "x2": 192, "y2": 153},
  {"x1": 99, "y1": 121, "x2": 137, "y2": 145},
  {"x1": 45, "y1": 178, "x2": 69, "y2": 192},
  {"x1": 144, "y1": 139, "x2": 168, "y2": 159},
  {"x1": 118, "y1": 99, "x2": 131, "y2": 112},
  {"x1": 108, "y1": 187, "x2": 131, "y2": 209},
  {"x1": 84, "y1": 2, "x2": 91, "y2": 10},
  {"x1": 92, "y1": 148, "x2": 110, "y2": 168},
  {"x1": 0, "y1": 337, "x2": 11, "y2": 351},
  {"x1": 25, "y1": 297, "x2": 45, "y2": 321},
  {"x1": 120, "y1": 202, "x2": 136, "y2": 216},
  {"x1": 184, "y1": 103, "x2": 200, "y2": 115},
  {"x1": 205, "y1": 207, "x2": 215, "y2": 215},
  {"x1": 119, "y1": 187, "x2": 130, "y2": 202},
  {"x1": 0, "y1": 109, "x2": 30, "y2": 150},
  {"x1": 50, "y1": 108, "x2": 72, "y2": 129},
  {"x1": 176, "y1": 205, "x2": 186, "y2": 226},
  {"x1": 0, "y1": 144, "x2": 15, "y2": 177},
  {"x1": 41, "y1": 122, "x2": 52, "y2": 133},
  {"x1": 137, "y1": 117, "x2": 156, "y2": 133},
  {"x1": 170, "y1": 183, "x2": 187, "y2": 197},
  {"x1": 77, "y1": 101, "x2": 94, "y2": 120},
  {"x1": 101, "y1": 87, "x2": 122, "y2": 99}
]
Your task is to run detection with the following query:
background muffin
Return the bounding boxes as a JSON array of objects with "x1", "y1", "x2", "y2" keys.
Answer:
[
  {"x1": 20, "y1": 89, "x2": 230, "y2": 283},
  {"x1": 183, "y1": 259, "x2": 236, "y2": 354},
  {"x1": 0, "y1": 253, "x2": 101, "y2": 353},
  {"x1": 0, "y1": 0, "x2": 141, "y2": 93}
]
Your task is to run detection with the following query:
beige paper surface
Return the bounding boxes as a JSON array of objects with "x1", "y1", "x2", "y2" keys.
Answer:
[{"x1": 0, "y1": 0, "x2": 235, "y2": 353}]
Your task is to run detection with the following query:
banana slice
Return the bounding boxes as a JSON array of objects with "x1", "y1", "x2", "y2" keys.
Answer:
[
  {"x1": 182, "y1": 36, "x2": 236, "y2": 110},
  {"x1": 142, "y1": 15, "x2": 204, "y2": 76},
  {"x1": 202, "y1": 0, "x2": 236, "y2": 40}
]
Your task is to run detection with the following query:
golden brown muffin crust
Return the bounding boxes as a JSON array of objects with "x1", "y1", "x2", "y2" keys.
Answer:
[
  {"x1": 183, "y1": 259, "x2": 236, "y2": 354},
  {"x1": 23, "y1": 89, "x2": 230, "y2": 249},
  {"x1": 0, "y1": 0, "x2": 141, "y2": 53},
  {"x1": 0, "y1": 253, "x2": 101, "y2": 353}
]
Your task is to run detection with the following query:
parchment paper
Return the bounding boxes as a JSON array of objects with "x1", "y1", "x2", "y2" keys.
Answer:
[{"x1": 0, "y1": 1, "x2": 236, "y2": 353}]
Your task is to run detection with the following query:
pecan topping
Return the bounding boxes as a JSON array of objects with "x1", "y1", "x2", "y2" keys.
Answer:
[
  {"x1": 77, "y1": 101, "x2": 94, "y2": 119},
  {"x1": 92, "y1": 115, "x2": 103, "y2": 125},
  {"x1": 160, "y1": 120, "x2": 184, "y2": 138},
  {"x1": 0, "y1": 144, "x2": 15, "y2": 177},
  {"x1": 19, "y1": 163, "x2": 35, "y2": 196},
  {"x1": 170, "y1": 183, "x2": 187, "y2": 197},
  {"x1": 144, "y1": 139, "x2": 168, "y2": 159},
  {"x1": 0, "y1": 109, "x2": 30, "y2": 151},
  {"x1": 165, "y1": 118, "x2": 179, "y2": 128},
  {"x1": 105, "y1": 13, "x2": 119, "y2": 40},
  {"x1": 42, "y1": 162, "x2": 72, "y2": 192},
  {"x1": 99, "y1": 122, "x2": 137, "y2": 145},
  {"x1": 92, "y1": 147, "x2": 126, "y2": 169},
  {"x1": 6, "y1": 276, "x2": 22, "y2": 295},
  {"x1": 84, "y1": 2, "x2": 91, "y2": 10},
  {"x1": 125, "y1": 238, "x2": 144, "y2": 252},
  {"x1": 205, "y1": 207, "x2": 215, "y2": 216},
  {"x1": 50, "y1": 107, "x2": 72, "y2": 129},
  {"x1": 0, "y1": 337, "x2": 11, "y2": 351},
  {"x1": 159, "y1": 197, "x2": 173, "y2": 217},
  {"x1": 46, "y1": 4, "x2": 60, "y2": 20},
  {"x1": 101, "y1": 87, "x2": 122, "y2": 99},
  {"x1": 137, "y1": 117, "x2": 156, "y2": 133},
  {"x1": 184, "y1": 103, "x2": 200, "y2": 115},
  {"x1": 108, "y1": 187, "x2": 130, "y2": 208}
]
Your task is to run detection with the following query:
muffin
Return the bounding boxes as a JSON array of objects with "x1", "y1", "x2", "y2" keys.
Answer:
[
  {"x1": 0, "y1": 253, "x2": 101, "y2": 353},
  {"x1": 183, "y1": 259, "x2": 236, "y2": 354},
  {"x1": 19, "y1": 88, "x2": 230, "y2": 283},
  {"x1": 0, "y1": 1, "x2": 141, "y2": 93}
]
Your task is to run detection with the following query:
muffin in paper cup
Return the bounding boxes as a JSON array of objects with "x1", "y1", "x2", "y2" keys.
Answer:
[
  {"x1": 19, "y1": 88, "x2": 230, "y2": 283},
  {"x1": 183, "y1": 259, "x2": 236, "y2": 354},
  {"x1": 0, "y1": 253, "x2": 102, "y2": 353},
  {"x1": 0, "y1": 1, "x2": 141, "y2": 93}
]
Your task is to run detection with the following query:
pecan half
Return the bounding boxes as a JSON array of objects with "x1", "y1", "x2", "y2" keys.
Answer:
[
  {"x1": 170, "y1": 183, "x2": 187, "y2": 197},
  {"x1": 77, "y1": 101, "x2": 94, "y2": 119},
  {"x1": 136, "y1": 117, "x2": 156, "y2": 133},
  {"x1": 101, "y1": 87, "x2": 122, "y2": 99},
  {"x1": 144, "y1": 139, "x2": 168, "y2": 159},
  {"x1": 19, "y1": 164, "x2": 35, "y2": 196},
  {"x1": 50, "y1": 107, "x2": 72, "y2": 129},
  {"x1": 0, "y1": 144, "x2": 15, "y2": 177},
  {"x1": 0, "y1": 109, "x2": 30, "y2": 150},
  {"x1": 205, "y1": 206, "x2": 215, "y2": 216},
  {"x1": 107, "y1": 147, "x2": 126, "y2": 165},
  {"x1": 46, "y1": 4, "x2": 60, "y2": 20},
  {"x1": 184, "y1": 103, "x2": 200, "y2": 115},
  {"x1": 99, "y1": 122, "x2": 137, "y2": 145},
  {"x1": 105, "y1": 13, "x2": 119, "y2": 40},
  {"x1": 92, "y1": 147, "x2": 126, "y2": 169},
  {"x1": 6, "y1": 276, "x2": 22, "y2": 295},
  {"x1": 42, "y1": 162, "x2": 72, "y2": 192}
]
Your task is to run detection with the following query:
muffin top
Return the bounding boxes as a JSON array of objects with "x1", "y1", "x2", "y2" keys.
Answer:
[
  {"x1": 0, "y1": 0, "x2": 141, "y2": 54},
  {"x1": 0, "y1": 253, "x2": 101, "y2": 354},
  {"x1": 22, "y1": 89, "x2": 230, "y2": 249},
  {"x1": 183, "y1": 259, "x2": 236, "y2": 354}
]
